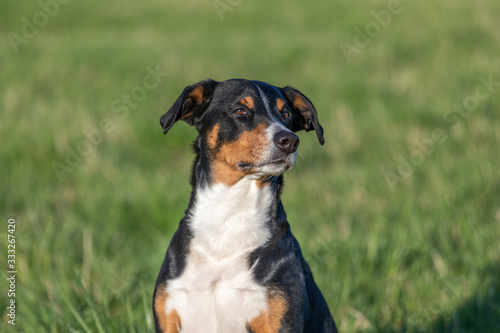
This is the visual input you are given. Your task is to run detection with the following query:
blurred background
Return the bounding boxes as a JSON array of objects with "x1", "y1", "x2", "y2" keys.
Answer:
[{"x1": 1, "y1": 0, "x2": 499, "y2": 331}]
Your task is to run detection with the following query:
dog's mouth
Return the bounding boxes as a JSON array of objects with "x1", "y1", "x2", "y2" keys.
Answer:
[{"x1": 237, "y1": 156, "x2": 295, "y2": 174}]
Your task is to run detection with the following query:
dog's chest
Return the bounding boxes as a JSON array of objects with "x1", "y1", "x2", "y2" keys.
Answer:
[
  {"x1": 165, "y1": 180, "x2": 273, "y2": 332},
  {"x1": 166, "y1": 250, "x2": 267, "y2": 333}
]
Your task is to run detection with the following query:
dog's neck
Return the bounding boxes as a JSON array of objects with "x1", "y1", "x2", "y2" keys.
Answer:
[{"x1": 184, "y1": 137, "x2": 288, "y2": 259}]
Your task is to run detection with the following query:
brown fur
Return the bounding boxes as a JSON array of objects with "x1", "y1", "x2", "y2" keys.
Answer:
[
  {"x1": 180, "y1": 112, "x2": 193, "y2": 121},
  {"x1": 292, "y1": 94, "x2": 308, "y2": 111},
  {"x1": 276, "y1": 98, "x2": 286, "y2": 111},
  {"x1": 254, "y1": 176, "x2": 272, "y2": 188},
  {"x1": 247, "y1": 291, "x2": 288, "y2": 333},
  {"x1": 165, "y1": 309, "x2": 181, "y2": 333},
  {"x1": 154, "y1": 288, "x2": 182, "y2": 333},
  {"x1": 207, "y1": 124, "x2": 220, "y2": 149},
  {"x1": 210, "y1": 123, "x2": 269, "y2": 186},
  {"x1": 190, "y1": 85, "x2": 204, "y2": 104},
  {"x1": 240, "y1": 96, "x2": 255, "y2": 109}
]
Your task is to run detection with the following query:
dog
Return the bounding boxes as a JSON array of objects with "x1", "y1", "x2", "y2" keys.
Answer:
[{"x1": 153, "y1": 79, "x2": 337, "y2": 333}]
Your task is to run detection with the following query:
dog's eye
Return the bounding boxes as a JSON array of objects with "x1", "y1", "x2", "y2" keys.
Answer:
[
  {"x1": 234, "y1": 108, "x2": 247, "y2": 115},
  {"x1": 281, "y1": 111, "x2": 291, "y2": 119}
]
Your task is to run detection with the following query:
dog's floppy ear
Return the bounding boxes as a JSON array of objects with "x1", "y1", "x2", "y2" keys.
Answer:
[
  {"x1": 160, "y1": 79, "x2": 219, "y2": 134},
  {"x1": 280, "y1": 86, "x2": 324, "y2": 145}
]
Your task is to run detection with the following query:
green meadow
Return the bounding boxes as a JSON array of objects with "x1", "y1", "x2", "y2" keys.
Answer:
[{"x1": 1, "y1": 0, "x2": 499, "y2": 331}]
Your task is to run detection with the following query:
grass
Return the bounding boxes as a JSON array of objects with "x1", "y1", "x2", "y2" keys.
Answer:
[{"x1": 1, "y1": 0, "x2": 500, "y2": 331}]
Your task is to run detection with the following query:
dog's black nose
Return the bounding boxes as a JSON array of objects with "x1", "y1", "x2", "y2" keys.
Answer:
[{"x1": 274, "y1": 131, "x2": 300, "y2": 154}]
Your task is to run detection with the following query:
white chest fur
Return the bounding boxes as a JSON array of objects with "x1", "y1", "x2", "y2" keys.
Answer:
[{"x1": 165, "y1": 179, "x2": 273, "y2": 332}]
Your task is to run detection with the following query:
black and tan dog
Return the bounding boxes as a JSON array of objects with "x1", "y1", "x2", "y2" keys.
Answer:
[{"x1": 153, "y1": 79, "x2": 337, "y2": 333}]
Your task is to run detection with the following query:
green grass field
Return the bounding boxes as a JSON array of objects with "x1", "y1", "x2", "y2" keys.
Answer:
[{"x1": 1, "y1": 0, "x2": 500, "y2": 332}]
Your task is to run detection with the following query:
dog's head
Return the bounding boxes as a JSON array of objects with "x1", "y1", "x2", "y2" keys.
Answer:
[{"x1": 160, "y1": 79, "x2": 324, "y2": 186}]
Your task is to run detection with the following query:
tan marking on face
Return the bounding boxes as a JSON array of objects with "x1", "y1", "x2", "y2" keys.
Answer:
[
  {"x1": 211, "y1": 159, "x2": 244, "y2": 186},
  {"x1": 247, "y1": 291, "x2": 287, "y2": 332},
  {"x1": 154, "y1": 288, "x2": 181, "y2": 332},
  {"x1": 276, "y1": 98, "x2": 286, "y2": 111},
  {"x1": 211, "y1": 123, "x2": 269, "y2": 186},
  {"x1": 240, "y1": 96, "x2": 255, "y2": 109},
  {"x1": 207, "y1": 124, "x2": 220, "y2": 149}
]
